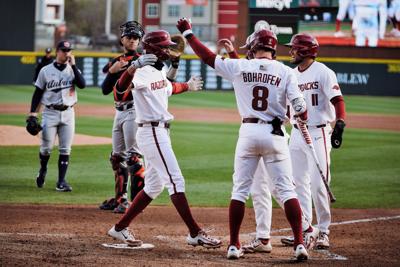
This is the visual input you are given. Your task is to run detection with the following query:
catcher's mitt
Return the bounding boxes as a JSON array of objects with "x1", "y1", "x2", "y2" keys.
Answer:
[
  {"x1": 26, "y1": 115, "x2": 42, "y2": 136},
  {"x1": 170, "y1": 34, "x2": 186, "y2": 57}
]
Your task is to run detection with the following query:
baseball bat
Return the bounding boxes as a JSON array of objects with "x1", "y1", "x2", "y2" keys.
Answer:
[{"x1": 296, "y1": 120, "x2": 336, "y2": 203}]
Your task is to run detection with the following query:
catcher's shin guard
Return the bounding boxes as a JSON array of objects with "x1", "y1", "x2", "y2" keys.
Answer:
[
  {"x1": 127, "y1": 153, "x2": 145, "y2": 201},
  {"x1": 110, "y1": 153, "x2": 129, "y2": 202}
]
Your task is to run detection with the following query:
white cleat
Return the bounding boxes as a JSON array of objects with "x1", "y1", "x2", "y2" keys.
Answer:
[
  {"x1": 334, "y1": 31, "x2": 346, "y2": 37},
  {"x1": 316, "y1": 232, "x2": 330, "y2": 250},
  {"x1": 227, "y1": 245, "x2": 244, "y2": 259},
  {"x1": 107, "y1": 226, "x2": 143, "y2": 247},
  {"x1": 186, "y1": 230, "x2": 222, "y2": 249},
  {"x1": 242, "y1": 238, "x2": 272, "y2": 253},
  {"x1": 304, "y1": 226, "x2": 319, "y2": 250},
  {"x1": 295, "y1": 244, "x2": 308, "y2": 261}
]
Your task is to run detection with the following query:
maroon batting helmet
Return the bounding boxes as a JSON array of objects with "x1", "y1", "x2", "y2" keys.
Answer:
[
  {"x1": 285, "y1": 33, "x2": 319, "y2": 59},
  {"x1": 142, "y1": 30, "x2": 176, "y2": 61},
  {"x1": 249, "y1": 29, "x2": 278, "y2": 56}
]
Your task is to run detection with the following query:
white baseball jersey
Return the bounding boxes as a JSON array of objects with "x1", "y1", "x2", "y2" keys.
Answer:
[
  {"x1": 290, "y1": 61, "x2": 342, "y2": 126},
  {"x1": 35, "y1": 63, "x2": 78, "y2": 106},
  {"x1": 132, "y1": 65, "x2": 174, "y2": 123},
  {"x1": 214, "y1": 56, "x2": 301, "y2": 122}
]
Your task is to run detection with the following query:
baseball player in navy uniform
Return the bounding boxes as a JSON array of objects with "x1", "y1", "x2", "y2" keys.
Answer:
[
  {"x1": 33, "y1": 47, "x2": 54, "y2": 83},
  {"x1": 177, "y1": 18, "x2": 309, "y2": 261},
  {"x1": 281, "y1": 33, "x2": 346, "y2": 249},
  {"x1": 99, "y1": 21, "x2": 146, "y2": 213},
  {"x1": 106, "y1": 30, "x2": 221, "y2": 250},
  {"x1": 29, "y1": 41, "x2": 86, "y2": 192}
]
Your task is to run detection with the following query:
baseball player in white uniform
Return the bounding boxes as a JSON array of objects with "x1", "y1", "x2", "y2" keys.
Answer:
[
  {"x1": 218, "y1": 33, "x2": 319, "y2": 254},
  {"x1": 388, "y1": 0, "x2": 400, "y2": 37},
  {"x1": 177, "y1": 18, "x2": 309, "y2": 261},
  {"x1": 352, "y1": 0, "x2": 387, "y2": 47},
  {"x1": 29, "y1": 41, "x2": 86, "y2": 192},
  {"x1": 334, "y1": 0, "x2": 355, "y2": 37},
  {"x1": 106, "y1": 30, "x2": 221, "y2": 249},
  {"x1": 282, "y1": 33, "x2": 347, "y2": 249}
]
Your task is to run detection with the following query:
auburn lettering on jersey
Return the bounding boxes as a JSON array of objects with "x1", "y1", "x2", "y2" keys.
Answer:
[
  {"x1": 151, "y1": 79, "x2": 168, "y2": 90},
  {"x1": 242, "y1": 72, "x2": 281, "y2": 87}
]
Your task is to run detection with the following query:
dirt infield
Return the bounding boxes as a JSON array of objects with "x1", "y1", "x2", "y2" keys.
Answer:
[{"x1": 0, "y1": 204, "x2": 399, "y2": 266}]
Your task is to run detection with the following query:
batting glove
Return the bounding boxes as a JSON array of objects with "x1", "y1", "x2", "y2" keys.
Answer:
[
  {"x1": 177, "y1": 17, "x2": 193, "y2": 38},
  {"x1": 331, "y1": 119, "x2": 346, "y2": 149},
  {"x1": 131, "y1": 54, "x2": 158, "y2": 69},
  {"x1": 187, "y1": 76, "x2": 203, "y2": 91}
]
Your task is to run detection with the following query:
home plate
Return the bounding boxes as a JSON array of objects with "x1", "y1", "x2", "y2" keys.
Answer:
[{"x1": 102, "y1": 243, "x2": 155, "y2": 250}]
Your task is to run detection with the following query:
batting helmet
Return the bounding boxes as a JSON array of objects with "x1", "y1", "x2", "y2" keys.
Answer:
[
  {"x1": 142, "y1": 30, "x2": 176, "y2": 61},
  {"x1": 249, "y1": 29, "x2": 278, "y2": 57},
  {"x1": 120, "y1": 21, "x2": 145, "y2": 39},
  {"x1": 285, "y1": 33, "x2": 319, "y2": 59}
]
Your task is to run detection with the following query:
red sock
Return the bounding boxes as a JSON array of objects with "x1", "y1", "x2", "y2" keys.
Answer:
[
  {"x1": 335, "y1": 19, "x2": 341, "y2": 32},
  {"x1": 229, "y1": 199, "x2": 245, "y2": 248},
  {"x1": 397, "y1": 22, "x2": 400, "y2": 31},
  {"x1": 284, "y1": 198, "x2": 303, "y2": 248},
  {"x1": 170, "y1": 193, "x2": 201, "y2": 237},
  {"x1": 115, "y1": 190, "x2": 152, "y2": 230}
]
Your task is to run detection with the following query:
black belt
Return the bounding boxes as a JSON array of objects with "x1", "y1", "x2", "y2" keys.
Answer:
[
  {"x1": 242, "y1": 118, "x2": 279, "y2": 124},
  {"x1": 137, "y1": 121, "x2": 170, "y2": 128},
  {"x1": 46, "y1": 104, "x2": 73, "y2": 111},
  {"x1": 115, "y1": 103, "x2": 133, "y2": 111},
  {"x1": 293, "y1": 124, "x2": 326, "y2": 129}
]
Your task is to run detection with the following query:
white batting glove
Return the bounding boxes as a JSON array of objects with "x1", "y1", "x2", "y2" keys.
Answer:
[
  {"x1": 187, "y1": 76, "x2": 203, "y2": 91},
  {"x1": 131, "y1": 54, "x2": 158, "y2": 69}
]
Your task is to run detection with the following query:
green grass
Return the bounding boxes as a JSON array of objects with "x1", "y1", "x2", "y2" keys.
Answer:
[{"x1": 2, "y1": 85, "x2": 400, "y2": 114}]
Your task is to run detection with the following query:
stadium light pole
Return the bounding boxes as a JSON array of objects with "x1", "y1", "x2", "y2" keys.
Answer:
[{"x1": 105, "y1": 0, "x2": 112, "y2": 36}]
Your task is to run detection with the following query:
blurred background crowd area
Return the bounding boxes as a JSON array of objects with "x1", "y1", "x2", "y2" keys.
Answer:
[{"x1": 2, "y1": 0, "x2": 400, "y2": 54}]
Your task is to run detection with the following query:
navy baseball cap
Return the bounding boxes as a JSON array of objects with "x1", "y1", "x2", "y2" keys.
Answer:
[
  {"x1": 45, "y1": 47, "x2": 52, "y2": 53},
  {"x1": 56, "y1": 41, "x2": 73, "y2": 51}
]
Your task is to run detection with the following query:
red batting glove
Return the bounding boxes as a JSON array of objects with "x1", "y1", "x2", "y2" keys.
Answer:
[{"x1": 176, "y1": 18, "x2": 193, "y2": 37}]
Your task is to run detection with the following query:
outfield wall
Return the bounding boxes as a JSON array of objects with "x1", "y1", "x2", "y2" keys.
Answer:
[{"x1": 0, "y1": 52, "x2": 399, "y2": 96}]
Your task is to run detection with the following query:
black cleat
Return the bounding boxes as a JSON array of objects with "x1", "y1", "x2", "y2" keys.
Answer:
[{"x1": 56, "y1": 181, "x2": 72, "y2": 192}]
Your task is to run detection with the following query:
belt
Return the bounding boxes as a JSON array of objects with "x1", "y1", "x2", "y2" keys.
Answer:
[
  {"x1": 46, "y1": 104, "x2": 73, "y2": 111},
  {"x1": 242, "y1": 118, "x2": 277, "y2": 124},
  {"x1": 115, "y1": 103, "x2": 134, "y2": 111},
  {"x1": 293, "y1": 124, "x2": 326, "y2": 130},
  {"x1": 137, "y1": 121, "x2": 170, "y2": 128}
]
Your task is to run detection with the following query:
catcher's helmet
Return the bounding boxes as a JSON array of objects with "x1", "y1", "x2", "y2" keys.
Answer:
[
  {"x1": 142, "y1": 30, "x2": 176, "y2": 61},
  {"x1": 285, "y1": 33, "x2": 319, "y2": 59},
  {"x1": 120, "y1": 21, "x2": 145, "y2": 39},
  {"x1": 249, "y1": 29, "x2": 278, "y2": 56}
]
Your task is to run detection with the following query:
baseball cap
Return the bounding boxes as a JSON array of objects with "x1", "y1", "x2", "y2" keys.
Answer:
[
  {"x1": 45, "y1": 47, "x2": 52, "y2": 53},
  {"x1": 120, "y1": 21, "x2": 145, "y2": 38},
  {"x1": 56, "y1": 41, "x2": 73, "y2": 51}
]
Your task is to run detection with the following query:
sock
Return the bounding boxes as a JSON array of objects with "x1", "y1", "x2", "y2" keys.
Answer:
[
  {"x1": 58, "y1": 154, "x2": 69, "y2": 184},
  {"x1": 335, "y1": 19, "x2": 341, "y2": 32},
  {"x1": 229, "y1": 199, "x2": 245, "y2": 248},
  {"x1": 284, "y1": 198, "x2": 304, "y2": 248},
  {"x1": 39, "y1": 153, "x2": 50, "y2": 172},
  {"x1": 170, "y1": 193, "x2": 201, "y2": 237},
  {"x1": 115, "y1": 190, "x2": 153, "y2": 230}
]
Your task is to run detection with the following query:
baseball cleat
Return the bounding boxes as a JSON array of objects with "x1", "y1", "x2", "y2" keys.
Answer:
[
  {"x1": 281, "y1": 236, "x2": 294, "y2": 246},
  {"x1": 304, "y1": 226, "x2": 319, "y2": 250},
  {"x1": 242, "y1": 238, "x2": 272, "y2": 253},
  {"x1": 186, "y1": 230, "x2": 222, "y2": 249},
  {"x1": 107, "y1": 226, "x2": 143, "y2": 247},
  {"x1": 56, "y1": 181, "x2": 72, "y2": 192},
  {"x1": 113, "y1": 200, "x2": 130, "y2": 214},
  {"x1": 99, "y1": 198, "x2": 118, "y2": 210},
  {"x1": 316, "y1": 232, "x2": 330, "y2": 250},
  {"x1": 294, "y1": 244, "x2": 308, "y2": 261},
  {"x1": 227, "y1": 245, "x2": 244, "y2": 259},
  {"x1": 36, "y1": 169, "x2": 47, "y2": 188}
]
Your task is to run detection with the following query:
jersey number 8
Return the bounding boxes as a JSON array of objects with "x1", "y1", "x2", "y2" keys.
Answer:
[{"x1": 252, "y1": 86, "x2": 269, "y2": 111}]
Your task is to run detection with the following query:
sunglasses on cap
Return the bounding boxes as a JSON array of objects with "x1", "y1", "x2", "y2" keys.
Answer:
[{"x1": 60, "y1": 48, "x2": 71, "y2": 52}]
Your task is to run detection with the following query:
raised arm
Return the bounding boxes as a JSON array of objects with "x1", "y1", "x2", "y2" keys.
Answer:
[{"x1": 176, "y1": 18, "x2": 217, "y2": 68}]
